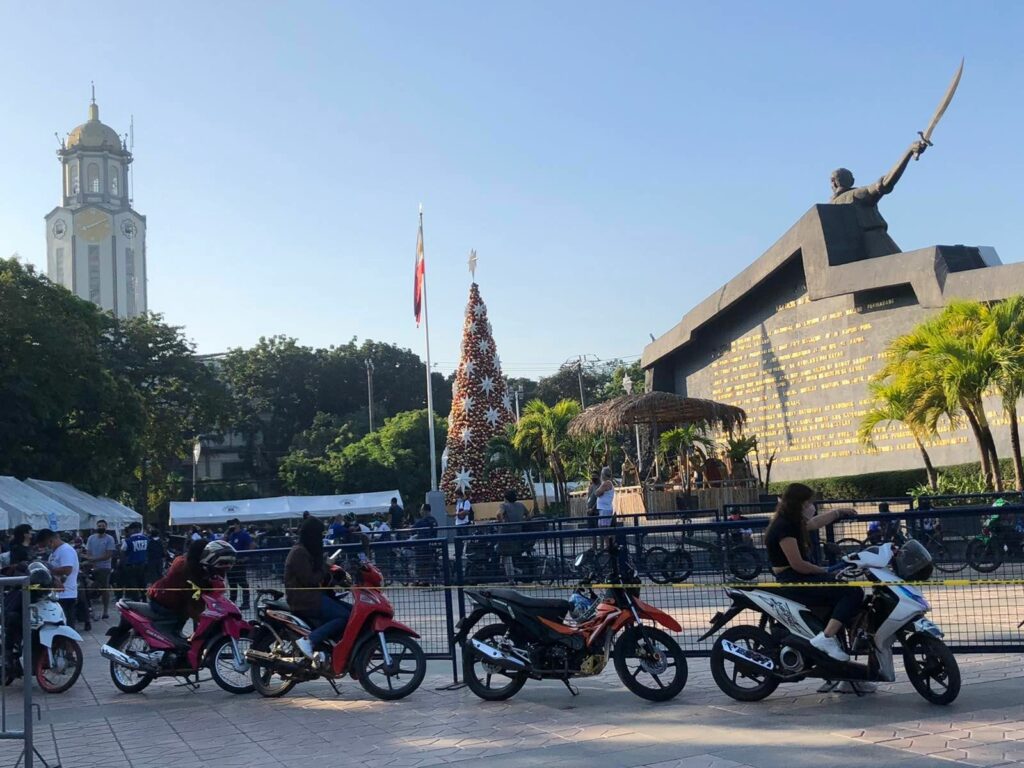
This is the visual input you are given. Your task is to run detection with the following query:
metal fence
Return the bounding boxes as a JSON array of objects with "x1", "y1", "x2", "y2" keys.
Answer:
[
  {"x1": 233, "y1": 501, "x2": 1024, "y2": 672},
  {"x1": 0, "y1": 576, "x2": 36, "y2": 768}
]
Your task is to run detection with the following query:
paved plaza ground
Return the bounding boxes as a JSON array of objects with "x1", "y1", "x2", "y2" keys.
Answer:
[{"x1": 2, "y1": 618, "x2": 1024, "y2": 768}]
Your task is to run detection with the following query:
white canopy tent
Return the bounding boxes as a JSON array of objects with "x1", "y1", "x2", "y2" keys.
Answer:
[
  {"x1": 0, "y1": 477, "x2": 80, "y2": 531},
  {"x1": 26, "y1": 479, "x2": 143, "y2": 531},
  {"x1": 169, "y1": 491, "x2": 403, "y2": 527}
]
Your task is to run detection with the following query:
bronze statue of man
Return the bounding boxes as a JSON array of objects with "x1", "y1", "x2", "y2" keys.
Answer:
[{"x1": 829, "y1": 137, "x2": 929, "y2": 257}]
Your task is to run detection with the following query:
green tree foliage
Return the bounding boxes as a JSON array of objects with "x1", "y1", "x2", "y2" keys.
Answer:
[
  {"x1": 279, "y1": 409, "x2": 447, "y2": 506},
  {"x1": 513, "y1": 399, "x2": 581, "y2": 502},
  {"x1": 220, "y1": 337, "x2": 451, "y2": 480}
]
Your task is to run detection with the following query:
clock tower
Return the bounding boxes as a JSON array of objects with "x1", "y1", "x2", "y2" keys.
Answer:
[{"x1": 45, "y1": 88, "x2": 147, "y2": 318}]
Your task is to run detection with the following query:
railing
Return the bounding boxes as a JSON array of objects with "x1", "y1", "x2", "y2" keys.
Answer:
[
  {"x1": 232, "y1": 501, "x2": 1024, "y2": 678},
  {"x1": 0, "y1": 576, "x2": 35, "y2": 768}
]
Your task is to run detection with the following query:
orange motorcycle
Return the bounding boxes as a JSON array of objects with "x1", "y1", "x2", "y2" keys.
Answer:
[{"x1": 454, "y1": 549, "x2": 687, "y2": 701}]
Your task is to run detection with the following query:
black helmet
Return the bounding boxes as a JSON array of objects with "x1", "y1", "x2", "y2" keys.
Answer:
[
  {"x1": 893, "y1": 539, "x2": 933, "y2": 581},
  {"x1": 199, "y1": 540, "x2": 237, "y2": 573},
  {"x1": 28, "y1": 561, "x2": 53, "y2": 601}
]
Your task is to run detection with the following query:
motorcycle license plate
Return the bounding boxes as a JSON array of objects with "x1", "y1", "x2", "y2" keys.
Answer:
[{"x1": 721, "y1": 639, "x2": 774, "y2": 671}]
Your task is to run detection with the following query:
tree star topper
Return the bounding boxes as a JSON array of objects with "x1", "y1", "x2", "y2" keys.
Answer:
[{"x1": 468, "y1": 249, "x2": 478, "y2": 280}]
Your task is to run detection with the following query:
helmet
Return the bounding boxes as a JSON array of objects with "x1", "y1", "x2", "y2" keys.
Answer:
[
  {"x1": 992, "y1": 498, "x2": 1009, "y2": 508},
  {"x1": 199, "y1": 540, "x2": 237, "y2": 573},
  {"x1": 893, "y1": 539, "x2": 933, "y2": 581},
  {"x1": 27, "y1": 561, "x2": 53, "y2": 601}
]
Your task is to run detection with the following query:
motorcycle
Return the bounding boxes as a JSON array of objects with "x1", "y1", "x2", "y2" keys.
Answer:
[
  {"x1": 966, "y1": 512, "x2": 1024, "y2": 573},
  {"x1": 454, "y1": 543, "x2": 688, "y2": 702},
  {"x1": 703, "y1": 540, "x2": 961, "y2": 705},
  {"x1": 244, "y1": 559, "x2": 426, "y2": 700},
  {"x1": 3, "y1": 587, "x2": 84, "y2": 693},
  {"x1": 101, "y1": 579, "x2": 253, "y2": 694}
]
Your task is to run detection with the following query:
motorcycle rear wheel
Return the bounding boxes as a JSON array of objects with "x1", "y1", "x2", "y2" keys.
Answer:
[
  {"x1": 249, "y1": 631, "x2": 298, "y2": 698},
  {"x1": 613, "y1": 625, "x2": 688, "y2": 702},
  {"x1": 355, "y1": 632, "x2": 426, "y2": 700},
  {"x1": 207, "y1": 634, "x2": 255, "y2": 694},
  {"x1": 109, "y1": 632, "x2": 156, "y2": 694},
  {"x1": 903, "y1": 633, "x2": 961, "y2": 705},
  {"x1": 709, "y1": 625, "x2": 779, "y2": 702},
  {"x1": 35, "y1": 637, "x2": 83, "y2": 694},
  {"x1": 725, "y1": 545, "x2": 762, "y2": 581},
  {"x1": 462, "y1": 623, "x2": 528, "y2": 701}
]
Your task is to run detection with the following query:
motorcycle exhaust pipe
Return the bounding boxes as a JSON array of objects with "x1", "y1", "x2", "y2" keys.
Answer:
[
  {"x1": 245, "y1": 649, "x2": 306, "y2": 675},
  {"x1": 469, "y1": 639, "x2": 527, "y2": 671},
  {"x1": 101, "y1": 644, "x2": 144, "y2": 671}
]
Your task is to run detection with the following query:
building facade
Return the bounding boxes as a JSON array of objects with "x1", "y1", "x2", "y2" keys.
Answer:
[
  {"x1": 642, "y1": 204, "x2": 1024, "y2": 482},
  {"x1": 45, "y1": 92, "x2": 146, "y2": 318}
]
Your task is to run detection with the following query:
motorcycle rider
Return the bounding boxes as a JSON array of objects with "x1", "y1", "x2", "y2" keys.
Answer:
[
  {"x1": 146, "y1": 539, "x2": 236, "y2": 636},
  {"x1": 764, "y1": 483, "x2": 860, "y2": 662},
  {"x1": 286, "y1": 517, "x2": 351, "y2": 660}
]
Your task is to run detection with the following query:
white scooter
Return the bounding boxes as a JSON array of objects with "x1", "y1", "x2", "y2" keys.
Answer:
[
  {"x1": 3, "y1": 565, "x2": 84, "y2": 693},
  {"x1": 702, "y1": 540, "x2": 960, "y2": 705}
]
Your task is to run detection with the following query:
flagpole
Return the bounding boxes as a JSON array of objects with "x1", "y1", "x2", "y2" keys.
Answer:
[{"x1": 419, "y1": 205, "x2": 439, "y2": 492}]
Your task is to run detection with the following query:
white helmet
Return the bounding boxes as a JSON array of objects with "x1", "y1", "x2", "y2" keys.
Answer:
[{"x1": 199, "y1": 540, "x2": 236, "y2": 573}]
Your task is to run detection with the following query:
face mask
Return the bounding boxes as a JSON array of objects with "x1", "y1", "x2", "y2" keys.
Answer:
[{"x1": 96, "y1": 529, "x2": 107, "y2": 535}]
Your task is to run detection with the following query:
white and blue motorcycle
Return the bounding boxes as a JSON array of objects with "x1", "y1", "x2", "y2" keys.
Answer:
[
  {"x1": 702, "y1": 540, "x2": 960, "y2": 705},
  {"x1": 3, "y1": 563, "x2": 84, "y2": 693}
]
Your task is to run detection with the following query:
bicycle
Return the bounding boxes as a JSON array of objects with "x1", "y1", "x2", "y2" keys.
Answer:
[{"x1": 645, "y1": 526, "x2": 762, "y2": 583}]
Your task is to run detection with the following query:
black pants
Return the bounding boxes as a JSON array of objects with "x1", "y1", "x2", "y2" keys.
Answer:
[
  {"x1": 774, "y1": 571, "x2": 863, "y2": 627},
  {"x1": 120, "y1": 564, "x2": 147, "y2": 600},
  {"x1": 58, "y1": 598, "x2": 78, "y2": 630}
]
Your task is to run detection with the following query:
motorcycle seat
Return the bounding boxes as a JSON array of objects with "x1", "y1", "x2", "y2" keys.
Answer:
[
  {"x1": 486, "y1": 589, "x2": 571, "y2": 614},
  {"x1": 264, "y1": 599, "x2": 291, "y2": 611},
  {"x1": 121, "y1": 601, "x2": 160, "y2": 620}
]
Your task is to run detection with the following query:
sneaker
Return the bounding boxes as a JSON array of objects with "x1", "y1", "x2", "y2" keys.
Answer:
[
  {"x1": 837, "y1": 680, "x2": 877, "y2": 694},
  {"x1": 296, "y1": 638, "x2": 314, "y2": 660},
  {"x1": 810, "y1": 632, "x2": 850, "y2": 662}
]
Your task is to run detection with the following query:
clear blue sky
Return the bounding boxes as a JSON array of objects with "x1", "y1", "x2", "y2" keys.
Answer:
[{"x1": 2, "y1": 2, "x2": 1022, "y2": 378}]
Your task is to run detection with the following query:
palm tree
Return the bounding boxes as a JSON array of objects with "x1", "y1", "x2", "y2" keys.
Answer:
[
  {"x1": 990, "y1": 296, "x2": 1024, "y2": 490},
  {"x1": 658, "y1": 424, "x2": 715, "y2": 493},
  {"x1": 486, "y1": 424, "x2": 538, "y2": 507},
  {"x1": 859, "y1": 378, "x2": 939, "y2": 491},
  {"x1": 514, "y1": 398, "x2": 581, "y2": 504},
  {"x1": 883, "y1": 301, "x2": 1002, "y2": 490}
]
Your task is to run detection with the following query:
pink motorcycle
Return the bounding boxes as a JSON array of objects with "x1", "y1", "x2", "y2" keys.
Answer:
[{"x1": 101, "y1": 582, "x2": 253, "y2": 694}]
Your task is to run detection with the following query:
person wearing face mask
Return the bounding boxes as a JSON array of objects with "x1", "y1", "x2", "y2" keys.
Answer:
[
  {"x1": 85, "y1": 520, "x2": 117, "y2": 619},
  {"x1": 764, "y1": 483, "x2": 859, "y2": 662}
]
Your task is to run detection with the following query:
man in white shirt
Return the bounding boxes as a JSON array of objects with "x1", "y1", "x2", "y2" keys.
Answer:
[{"x1": 39, "y1": 529, "x2": 80, "y2": 630}]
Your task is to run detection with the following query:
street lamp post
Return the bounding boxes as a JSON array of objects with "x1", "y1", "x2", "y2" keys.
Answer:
[
  {"x1": 513, "y1": 384, "x2": 523, "y2": 421},
  {"x1": 365, "y1": 358, "x2": 375, "y2": 432},
  {"x1": 191, "y1": 438, "x2": 202, "y2": 503}
]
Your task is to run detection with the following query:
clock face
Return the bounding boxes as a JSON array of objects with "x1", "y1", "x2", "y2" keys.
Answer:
[
  {"x1": 121, "y1": 220, "x2": 136, "y2": 239},
  {"x1": 51, "y1": 219, "x2": 66, "y2": 239},
  {"x1": 74, "y1": 208, "x2": 111, "y2": 243}
]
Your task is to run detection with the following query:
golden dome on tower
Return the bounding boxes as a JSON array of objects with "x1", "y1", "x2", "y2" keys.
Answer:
[{"x1": 66, "y1": 91, "x2": 126, "y2": 153}]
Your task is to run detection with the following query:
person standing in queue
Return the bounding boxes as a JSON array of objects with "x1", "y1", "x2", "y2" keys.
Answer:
[
  {"x1": 84, "y1": 520, "x2": 116, "y2": 619},
  {"x1": 225, "y1": 518, "x2": 255, "y2": 610},
  {"x1": 37, "y1": 530, "x2": 80, "y2": 630},
  {"x1": 497, "y1": 490, "x2": 526, "y2": 584},
  {"x1": 120, "y1": 522, "x2": 149, "y2": 600}
]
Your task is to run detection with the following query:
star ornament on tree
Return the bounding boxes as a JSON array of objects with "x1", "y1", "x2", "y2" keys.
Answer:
[
  {"x1": 477, "y1": 338, "x2": 490, "y2": 354},
  {"x1": 460, "y1": 427, "x2": 473, "y2": 446},
  {"x1": 465, "y1": 360, "x2": 476, "y2": 376},
  {"x1": 473, "y1": 303, "x2": 486, "y2": 318},
  {"x1": 485, "y1": 407, "x2": 500, "y2": 426},
  {"x1": 454, "y1": 467, "x2": 473, "y2": 491},
  {"x1": 502, "y1": 392, "x2": 513, "y2": 412},
  {"x1": 463, "y1": 396, "x2": 475, "y2": 413},
  {"x1": 480, "y1": 376, "x2": 495, "y2": 394}
]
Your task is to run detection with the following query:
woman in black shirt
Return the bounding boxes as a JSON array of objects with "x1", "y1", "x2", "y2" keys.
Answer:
[
  {"x1": 764, "y1": 484, "x2": 860, "y2": 662},
  {"x1": 9, "y1": 524, "x2": 32, "y2": 566}
]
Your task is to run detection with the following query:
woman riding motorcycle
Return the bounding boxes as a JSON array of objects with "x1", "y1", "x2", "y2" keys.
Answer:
[
  {"x1": 764, "y1": 483, "x2": 859, "y2": 662},
  {"x1": 285, "y1": 517, "x2": 352, "y2": 660},
  {"x1": 146, "y1": 539, "x2": 236, "y2": 634}
]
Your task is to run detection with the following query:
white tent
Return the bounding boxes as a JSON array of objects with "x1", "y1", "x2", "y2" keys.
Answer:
[
  {"x1": 0, "y1": 477, "x2": 80, "y2": 531},
  {"x1": 26, "y1": 479, "x2": 143, "y2": 531},
  {"x1": 169, "y1": 491, "x2": 403, "y2": 527}
]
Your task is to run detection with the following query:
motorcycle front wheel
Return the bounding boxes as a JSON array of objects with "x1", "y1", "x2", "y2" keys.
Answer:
[
  {"x1": 612, "y1": 626, "x2": 688, "y2": 702},
  {"x1": 462, "y1": 623, "x2": 528, "y2": 701},
  {"x1": 903, "y1": 633, "x2": 961, "y2": 705},
  {"x1": 354, "y1": 632, "x2": 426, "y2": 700},
  {"x1": 109, "y1": 632, "x2": 156, "y2": 693},
  {"x1": 966, "y1": 539, "x2": 1002, "y2": 573},
  {"x1": 249, "y1": 630, "x2": 298, "y2": 698},
  {"x1": 709, "y1": 625, "x2": 779, "y2": 702},
  {"x1": 207, "y1": 634, "x2": 255, "y2": 694},
  {"x1": 35, "y1": 637, "x2": 83, "y2": 694}
]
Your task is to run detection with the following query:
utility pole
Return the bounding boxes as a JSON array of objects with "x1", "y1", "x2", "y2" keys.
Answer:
[
  {"x1": 365, "y1": 358, "x2": 375, "y2": 432},
  {"x1": 513, "y1": 384, "x2": 523, "y2": 421},
  {"x1": 577, "y1": 355, "x2": 586, "y2": 408}
]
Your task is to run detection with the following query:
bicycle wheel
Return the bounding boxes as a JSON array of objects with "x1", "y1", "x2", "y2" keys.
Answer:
[
  {"x1": 644, "y1": 546, "x2": 673, "y2": 584},
  {"x1": 928, "y1": 536, "x2": 968, "y2": 574},
  {"x1": 667, "y1": 550, "x2": 694, "y2": 584}
]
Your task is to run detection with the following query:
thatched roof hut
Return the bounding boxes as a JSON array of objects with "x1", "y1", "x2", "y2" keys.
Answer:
[{"x1": 568, "y1": 392, "x2": 746, "y2": 437}]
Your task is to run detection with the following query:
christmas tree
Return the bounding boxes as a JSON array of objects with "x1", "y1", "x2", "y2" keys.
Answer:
[{"x1": 441, "y1": 282, "x2": 530, "y2": 504}]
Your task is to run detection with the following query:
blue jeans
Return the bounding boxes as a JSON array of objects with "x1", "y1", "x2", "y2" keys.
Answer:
[{"x1": 308, "y1": 596, "x2": 351, "y2": 648}]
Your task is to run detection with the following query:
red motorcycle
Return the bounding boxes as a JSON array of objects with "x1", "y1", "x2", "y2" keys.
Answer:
[
  {"x1": 245, "y1": 560, "x2": 426, "y2": 700},
  {"x1": 101, "y1": 580, "x2": 253, "y2": 694}
]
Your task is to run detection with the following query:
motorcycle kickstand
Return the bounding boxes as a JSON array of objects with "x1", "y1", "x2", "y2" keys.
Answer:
[
  {"x1": 326, "y1": 677, "x2": 343, "y2": 696},
  {"x1": 175, "y1": 674, "x2": 201, "y2": 692},
  {"x1": 561, "y1": 678, "x2": 579, "y2": 697}
]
